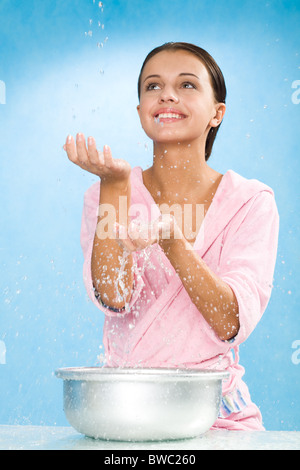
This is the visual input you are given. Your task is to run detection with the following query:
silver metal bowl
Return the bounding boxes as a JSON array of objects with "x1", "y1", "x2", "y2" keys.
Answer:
[{"x1": 55, "y1": 367, "x2": 229, "y2": 441}]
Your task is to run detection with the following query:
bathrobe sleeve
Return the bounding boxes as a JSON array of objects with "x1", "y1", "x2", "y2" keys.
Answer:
[
  {"x1": 80, "y1": 182, "x2": 144, "y2": 316},
  {"x1": 215, "y1": 190, "x2": 279, "y2": 346}
]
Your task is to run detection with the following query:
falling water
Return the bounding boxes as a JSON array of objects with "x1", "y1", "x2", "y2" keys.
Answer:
[{"x1": 0, "y1": 341, "x2": 6, "y2": 365}]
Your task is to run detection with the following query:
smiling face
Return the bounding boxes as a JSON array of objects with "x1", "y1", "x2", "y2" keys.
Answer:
[{"x1": 137, "y1": 49, "x2": 225, "y2": 149}]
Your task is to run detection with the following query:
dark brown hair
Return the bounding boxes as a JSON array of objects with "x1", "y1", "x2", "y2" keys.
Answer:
[{"x1": 137, "y1": 42, "x2": 226, "y2": 160}]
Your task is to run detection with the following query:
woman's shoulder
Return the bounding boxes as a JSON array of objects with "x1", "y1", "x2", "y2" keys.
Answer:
[
  {"x1": 220, "y1": 169, "x2": 277, "y2": 212},
  {"x1": 224, "y1": 169, "x2": 274, "y2": 196},
  {"x1": 212, "y1": 169, "x2": 278, "y2": 227}
]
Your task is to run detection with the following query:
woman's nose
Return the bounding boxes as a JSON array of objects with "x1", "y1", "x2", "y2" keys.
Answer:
[{"x1": 158, "y1": 87, "x2": 179, "y2": 104}]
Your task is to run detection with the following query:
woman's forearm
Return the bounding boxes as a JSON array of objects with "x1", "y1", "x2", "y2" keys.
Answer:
[
  {"x1": 91, "y1": 181, "x2": 133, "y2": 310},
  {"x1": 159, "y1": 234, "x2": 240, "y2": 341}
]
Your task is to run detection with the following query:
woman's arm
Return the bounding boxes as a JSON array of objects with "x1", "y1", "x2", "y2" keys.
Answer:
[
  {"x1": 159, "y1": 228, "x2": 239, "y2": 341},
  {"x1": 114, "y1": 215, "x2": 239, "y2": 341},
  {"x1": 64, "y1": 133, "x2": 133, "y2": 310},
  {"x1": 91, "y1": 179, "x2": 134, "y2": 310}
]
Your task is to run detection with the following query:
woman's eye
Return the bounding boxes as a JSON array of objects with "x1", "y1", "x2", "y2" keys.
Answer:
[
  {"x1": 146, "y1": 83, "x2": 161, "y2": 91},
  {"x1": 182, "y1": 82, "x2": 196, "y2": 89}
]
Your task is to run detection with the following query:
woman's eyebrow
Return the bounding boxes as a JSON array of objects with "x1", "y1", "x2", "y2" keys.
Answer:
[
  {"x1": 179, "y1": 73, "x2": 200, "y2": 79},
  {"x1": 143, "y1": 74, "x2": 161, "y2": 83},
  {"x1": 143, "y1": 73, "x2": 200, "y2": 83}
]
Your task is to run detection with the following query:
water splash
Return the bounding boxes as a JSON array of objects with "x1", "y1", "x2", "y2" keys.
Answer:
[
  {"x1": 0, "y1": 341, "x2": 6, "y2": 365},
  {"x1": 154, "y1": 116, "x2": 164, "y2": 126},
  {"x1": 85, "y1": 0, "x2": 107, "y2": 51},
  {"x1": 0, "y1": 80, "x2": 6, "y2": 105},
  {"x1": 114, "y1": 251, "x2": 131, "y2": 304}
]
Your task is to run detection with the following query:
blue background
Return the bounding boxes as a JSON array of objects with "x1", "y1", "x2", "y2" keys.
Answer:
[{"x1": 0, "y1": 0, "x2": 299, "y2": 431}]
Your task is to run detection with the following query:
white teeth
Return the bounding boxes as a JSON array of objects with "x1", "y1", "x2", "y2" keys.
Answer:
[{"x1": 156, "y1": 113, "x2": 184, "y2": 119}]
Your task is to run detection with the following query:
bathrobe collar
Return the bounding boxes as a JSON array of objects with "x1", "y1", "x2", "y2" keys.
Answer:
[{"x1": 131, "y1": 167, "x2": 273, "y2": 257}]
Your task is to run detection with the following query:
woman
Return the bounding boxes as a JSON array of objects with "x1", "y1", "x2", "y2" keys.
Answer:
[{"x1": 64, "y1": 42, "x2": 279, "y2": 430}]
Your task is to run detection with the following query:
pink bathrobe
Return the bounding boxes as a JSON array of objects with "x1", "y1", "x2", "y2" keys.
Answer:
[{"x1": 80, "y1": 167, "x2": 279, "y2": 431}]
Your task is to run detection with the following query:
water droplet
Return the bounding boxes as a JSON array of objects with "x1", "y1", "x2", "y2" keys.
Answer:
[{"x1": 0, "y1": 341, "x2": 6, "y2": 365}]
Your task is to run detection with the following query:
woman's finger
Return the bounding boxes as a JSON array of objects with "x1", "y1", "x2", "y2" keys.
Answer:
[
  {"x1": 97, "y1": 150, "x2": 105, "y2": 166},
  {"x1": 76, "y1": 133, "x2": 88, "y2": 164},
  {"x1": 64, "y1": 134, "x2": 79, "y2": 163},
  {"x1": 114, "y1": 222, "x2": 160, "y2": 252},
  {"x1": 128, "y1": 222, "x2": 158, "y2": 249},
  {"x1": 114, "y1": 223, "x2": 137, "y2": 252},
  {"x1": 103, "y1": 145, "x2": 114, "y2": 168},
  {"x1": 87, "y1": 136, "x2": 100, "y2": 165}
]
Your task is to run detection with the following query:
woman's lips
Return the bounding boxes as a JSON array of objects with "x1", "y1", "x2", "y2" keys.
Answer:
[{"x1": 154, "y1": 108, "x2": 187, "y2": 122}]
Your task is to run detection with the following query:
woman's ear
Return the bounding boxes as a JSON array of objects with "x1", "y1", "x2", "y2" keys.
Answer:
[
  {"x1": 210, "y1": 103, "x2": 226, "y2": 128},
  {"x1": 136, "y1": 104, "x2": 141, "y2": 117}
]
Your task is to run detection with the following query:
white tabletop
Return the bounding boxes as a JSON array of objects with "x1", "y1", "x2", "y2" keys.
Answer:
[{"x1": 0, "y1": 425, "x2": 299, "y2": 450}]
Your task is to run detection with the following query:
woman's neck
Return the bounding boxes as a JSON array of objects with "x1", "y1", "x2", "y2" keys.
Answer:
[{"x1": 145, "y1": 140, "x2": 220, "y2": 201}]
